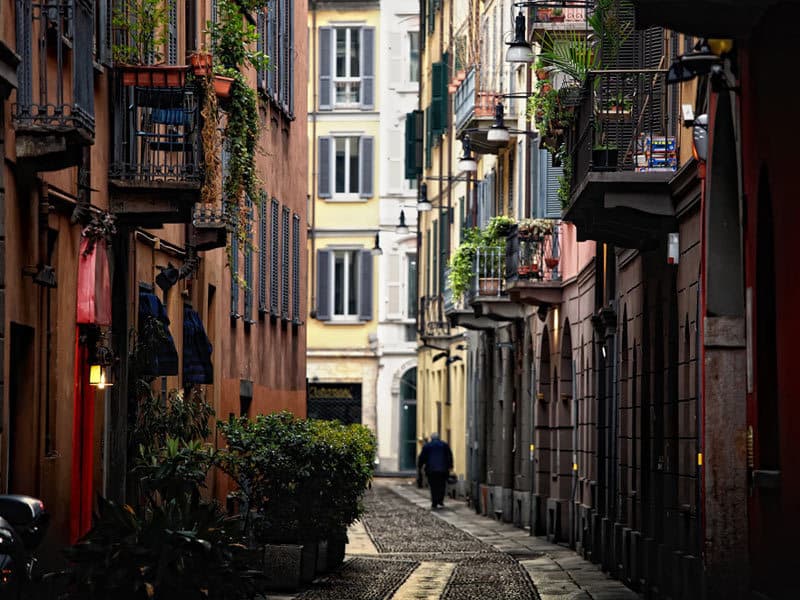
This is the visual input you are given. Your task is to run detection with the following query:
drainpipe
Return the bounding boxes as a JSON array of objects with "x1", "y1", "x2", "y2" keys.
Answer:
[{"x1": 309, "y1": 1, "x2": 318, "y2": 316}]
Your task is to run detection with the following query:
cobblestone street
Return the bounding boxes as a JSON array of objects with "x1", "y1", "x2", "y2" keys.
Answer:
[{"x1": 281, "y1": 480, "x2": 640, "y2": 600}]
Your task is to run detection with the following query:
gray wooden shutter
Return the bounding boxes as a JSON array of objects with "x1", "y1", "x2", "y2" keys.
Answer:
[
  {"x1": 319, "y1": 27, "x2": 333, "y2": 110},
  {"x1": 259, "y1": 192, "x2": 268, "y2": 313},
  {"x1": 292, "y1": 214, "x2": 300, "y2": 322},
  {"x1": 230, "y1": 229, "x2": 239, "y2": 317},
  {"x1": 288, "y1": 0, "x2": 295, "y2": 115},
  {"x1": 257, "y1": 10, "x2": 267, "y2": 92},
  {"x1": 270, "y1": 198, "x2": 280, "y2": 315},
  {"x1": 361, "y1": 27, "x2": 375, "y2": 109},
  {"x1": 281, "y1": 207, "x2": 290, "y2": 319},
  {"x1": 318, "y1": 137, "x2": 332, "y2": 198},
  {"x1": 244, "y1": 197, "x2": 254, "y2": 322},
  {"x1": 359, "y1": 250, "x2": 373, "y2": 321},
  {"x1": 168, "y1": 0, "x2": 178, "y2": 64},
  {"x1": 359, "y1": 136, "x2": 374, "y2": 198},
  {"x1": 316, "y1": 249, "x2": 331, "y2": 321},
  {"x1": 540, "y1": 149, "x2": 563, "y2": 218}
]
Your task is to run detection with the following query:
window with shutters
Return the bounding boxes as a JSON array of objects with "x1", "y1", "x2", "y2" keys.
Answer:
[
  {"x1": 244, "y1": 198, "x2": 254, "y2": 323},
  {"x1": 408, "y1": 31, "x2": 420, "y2": 83},
  {"x1": 292, "y1": 214, "x2": 301, "y2": 324},
  {"x1": 407, "y1": 253, "x2": 418, "y2": 319},
  {"x1": 95, "y1": 0, "x2": 112, "y2": 65},
  {"x1": 261, "y1": 0, "x2": 294, "y2": 117},
  {"x1": 536, "y1": 148, "x2": 563, "y2": 219},
  {"x1": 270, "y1": 198, "x2": 280, "y2": 316},
  {"x1": 317, "y1": 135, "x2": 374, "y2": 200},
  {"x1": 258, "y1": 193, "x2": 268, "y2": 313},
  {"x1": 405, "y1": 110, "x2": 423, "y2": 181},
  {"x1": 230, "y1": 228, "x2": 240, "y2": 318},
  {"x1": 281, "y1": 207, "x2": 290, "y2": 320},
  {"x1": 315, "y1": 248, "x2": 372, "y2": 322},
  {"x1": 319, "y1": 26, "x2": 374, "y2": 110}
]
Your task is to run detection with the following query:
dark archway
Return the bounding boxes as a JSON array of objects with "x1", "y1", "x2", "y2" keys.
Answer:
[{"x1": 533, "y1": 326, "x2": 551, "y2": 535}]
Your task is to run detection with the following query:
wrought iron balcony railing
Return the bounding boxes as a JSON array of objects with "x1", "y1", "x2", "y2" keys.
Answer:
[
  {"x1": 419, "y1": 295, "x2": 451, "y2": 338},
  {"x1": 505, "y1": 221, "x2": 563, "y2": 284},
  {"x1": 567, "y1": 68, "x2": 676, "y2": 190},
  {"x1": 468, "y1": 247, "x2": 507, "y2": 302},
  {"x1": 110, "y1": 83, "x2": 202, "y2": 186},
  {"x1": 13, "y1": 0, "x2": 95, "y2": 145}
]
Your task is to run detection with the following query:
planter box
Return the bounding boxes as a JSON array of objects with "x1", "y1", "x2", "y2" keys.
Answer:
[
  {"x1": 326, "y1": 532, "x2": 347, "y2": 571},
  {"x1": 592, "y1": 148, "x2": 619, "y2": 171},
  {"x1": 300, "y1": 541, "x2": 318, "y2": 584},
  {"x1": 316, "y1": 540, "x2": 329, "y2": 574},
  {"x1": 263, "y1": 543, "x2": 303, "y2": 591},
  {"x1": 118, "y1": 64, "x2": 189, "y2": 88},
  {"x1": 213, "y1": 75, "x2": 234, "y2": 98}
]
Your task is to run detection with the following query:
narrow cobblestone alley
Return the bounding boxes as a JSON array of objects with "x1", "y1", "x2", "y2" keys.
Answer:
[{"x1": 283, "y1": 480, "x2": 640, "y2": 600}]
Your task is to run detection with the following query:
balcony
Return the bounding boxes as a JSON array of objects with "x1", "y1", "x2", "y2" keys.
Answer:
[
  {"x1": 453, "y1": 68, "x2": 510, "y2": 154},
  {"x1": 109, "y1": 79, "x2": 202, "y2": 226},
  {"x1": 419, "y1": 295, "x2": 454, "y2": 341},
  {"x1": 467, "y1": 248, "x2": 526, "y2": 322},
  {"x1": 443, "y1": 269, "x2": 498, "y2": 331},
  {"x1": 531, "y1": 3, "x2": 591, "y2": 38},
  {"x1": 504, "y1": 222, "x2": 564, "y2": 307},
  {"x1": 13, "y1": 0, "x2": 95, "y2": 171},
  {"x1": 192, "y1": 203, "x2": 228, "y2": 251},
  {"x1": 562, "y1": 69, "x2": 677, "y2": 250}
]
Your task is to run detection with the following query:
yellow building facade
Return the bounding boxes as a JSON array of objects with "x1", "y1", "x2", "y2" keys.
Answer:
[{"x1": 306, "y1": 2, "x2": 381, "y2": 430}]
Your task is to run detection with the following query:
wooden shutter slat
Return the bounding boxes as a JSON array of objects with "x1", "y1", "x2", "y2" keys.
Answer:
[
  {"x1": 316, "y1": 249, "x2": 331, "y2": 321},
  {"x1": 359, "y1": 250, "x2": 373, "y2": 321},
  {"x1": 318, "y1": 137, "x2": 331, "y2": 198},
  {"x1": 359, "y1": 136, "x2": 374, "y2": 198}
]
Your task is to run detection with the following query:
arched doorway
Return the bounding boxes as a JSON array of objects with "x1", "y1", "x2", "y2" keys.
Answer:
[
  {"x1": 398, "y1": 368, "x2": 417, "y2": 471},
  {"x1": 533, "y1": 327, "x2": 551, "y2": 535}
]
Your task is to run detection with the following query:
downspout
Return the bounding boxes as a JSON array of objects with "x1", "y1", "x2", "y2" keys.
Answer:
[
  {"x1": 529, "y1": 324, "x2": 536, "y2": 534},
  {"x1": 309, "y1": 1, "x2": 318, "y2": 315}
]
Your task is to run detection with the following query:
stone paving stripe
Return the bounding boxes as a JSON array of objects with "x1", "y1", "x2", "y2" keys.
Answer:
[
  {"x1": 347, "y1": 519, "x2": 379, "y2": 555},
  {"x1": 391, "y1": 561, "x2": 457, "y2": 600}
]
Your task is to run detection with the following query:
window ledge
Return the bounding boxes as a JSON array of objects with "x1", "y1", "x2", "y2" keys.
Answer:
[
  {"x1": 326, "y1": 195, "x2": 370, "y2": 203},
  {"x1": 326, "y1": 318, "x2": 368, "y2": 325}
]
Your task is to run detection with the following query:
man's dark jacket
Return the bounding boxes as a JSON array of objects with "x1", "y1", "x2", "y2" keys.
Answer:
[{"x1": 418, "y1": 439, "x2": 454, "y2": 473}]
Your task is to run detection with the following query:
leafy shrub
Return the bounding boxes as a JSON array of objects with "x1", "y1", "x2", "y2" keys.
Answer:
[{"x1": 216, "y1": 413, "x2": 376, "y2": 543}]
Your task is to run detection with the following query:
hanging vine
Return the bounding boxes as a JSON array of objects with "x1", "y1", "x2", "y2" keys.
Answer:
[{"x1": 208, "y1": 0, "x2": 269, "y2": 257}]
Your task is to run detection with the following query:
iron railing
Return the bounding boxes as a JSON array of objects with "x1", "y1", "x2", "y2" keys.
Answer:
[
  {"x1": 419, "y1": 295, "x2": 451, "y2": 338},
  {"x1": 532, "y1": 1, "x2": 589, "y2": 28},
  {"x1": 468, "y1": 247, "x2": 507, "y2": 301},
  {"x1": 568, "y1": 69, "x2": 675, "y2": 189},
  {"x1": 110, "y1": 84, "x2": 202, "y2": 185},
  {"x1": 505, "y1": 222, "x2": 563, "y2": 283},
  {"x1": 453, "y1": 66, "x2": 502, "y2": 134},
  {"x1": 13, "y1": 0, "x2": 95, "y2": 136}
]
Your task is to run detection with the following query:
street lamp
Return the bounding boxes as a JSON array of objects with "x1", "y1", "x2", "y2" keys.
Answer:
[
  {"x1": 486, "y1": 102, "x2": 511, "y2": 143},
  {"x1": 505, "y1": 10, "x2": 534, "y2": 63},
  {"x1": 458, "y1": 136, "x2": 477, "y2": 173},
  {"x1": 371, "y1": 232, "x2": 383, "y2": 256},
  {"x1": 397, "y1": 209, "x2": 409, "y2": 234},
  {"x1": 417, "y1": 182, "x2": 432, "y2": 212}
]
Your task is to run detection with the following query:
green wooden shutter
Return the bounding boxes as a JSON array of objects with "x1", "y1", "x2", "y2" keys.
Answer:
[
  {"x1": 425, "y1": 106, "x2": 433, "y2": 168},
  {"x1": 431, "y1": 61, "x2": 445, "y2": 135},
  {"x1": 405, "y1": 111, "x2": 423, "y2": 180}
]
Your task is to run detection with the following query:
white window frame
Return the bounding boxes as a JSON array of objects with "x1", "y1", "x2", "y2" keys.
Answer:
[
  {"x1": 333, "y1": 27, "x2": 362, "y2": 108},
  {"x1": 332, "y1": 135, "x2": 362, "y2": 201},
  {"x1": 407, "y1": 30, "x2": 420, "y2": 85},
  {"x1": 403, "y1": 251, "x2": 418, "y2": 322},
  {"x1": 330, "y1": 248, "x2": 361, "y2": 321}
]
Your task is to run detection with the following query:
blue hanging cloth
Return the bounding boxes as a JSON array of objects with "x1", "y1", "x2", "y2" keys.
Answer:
[
  {"x1": 183, "y1": 304, "x2": 213, "y2": 384},
  {"x1": 138, "y1": 290, "x2": 179, "y2": 376}
]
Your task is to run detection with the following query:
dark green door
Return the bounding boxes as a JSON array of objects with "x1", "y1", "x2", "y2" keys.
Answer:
[{"x1": 399, "y1": 368, "x2": 417, "y2": 471}]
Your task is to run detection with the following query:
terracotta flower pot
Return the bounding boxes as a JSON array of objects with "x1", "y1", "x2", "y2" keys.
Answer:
[
  {"x1": 213, "y1": 75, "x2": 234, "y2": 98},
  {"x1": 536, "y1": 68, "x2": 549, "y2": 80},
  {"x1": 545, "y1": 257, "x2": 560, "y2": 270},
  {"x1": 189, "y1": 51, "x2": 212, "y2": 76}
]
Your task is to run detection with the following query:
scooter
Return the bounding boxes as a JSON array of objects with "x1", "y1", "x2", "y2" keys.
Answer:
[{"x1": 0, "y1": 495, "x2": 50, "y2": 598}]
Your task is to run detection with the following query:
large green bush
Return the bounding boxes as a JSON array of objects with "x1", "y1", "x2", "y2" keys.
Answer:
[{"x1": 216, "y1": 413, "x2": 376, "y2": 543}]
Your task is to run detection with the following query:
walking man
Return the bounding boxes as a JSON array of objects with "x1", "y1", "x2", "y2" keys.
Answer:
[{"x1": 418, "y1": 432, "x2": 453, "y2": 509}]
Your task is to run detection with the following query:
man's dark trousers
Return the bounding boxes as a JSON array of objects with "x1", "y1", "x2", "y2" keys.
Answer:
[{"x1": 427, "y1": 471, "x2": 447, "y2": 507}]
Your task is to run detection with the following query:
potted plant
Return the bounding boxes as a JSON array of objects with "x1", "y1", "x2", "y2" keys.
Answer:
[
  {"x1": 592, "y1": 144, "x2": 619, "y2": 170},
  {"x1": 551, "y1": 7, "x2": 565, "y2": 23},
  {"x1": 112, "y1": 0, "x2": 188, "y2": 87},
  {"x1": 536, "y1": 7, "x2": 552, "y2": 22},
  {"x1": 212, "y1": 66, "x2": 236, "y2": 98},
  {"x1": 534, "y1": 59, "x2": 549, "y2": 81},
  {"x1": 545, "y1": 256, "x2": 561, "y2": 270},
  {"x1": 189, "y1": 50, "x2": 213, "y2": 76}
]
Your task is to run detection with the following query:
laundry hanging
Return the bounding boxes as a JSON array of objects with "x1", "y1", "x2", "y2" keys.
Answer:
[
  {"x1": 183, "y1": 304, "x2": 213, "y2": 384},
  {"x1": 138, "y1": 289, "x2": 179, "y2": 376}
]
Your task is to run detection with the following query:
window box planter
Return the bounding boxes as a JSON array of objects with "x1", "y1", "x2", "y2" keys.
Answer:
[
  {"x1": 213, "y1": 74, "x2": 234, "y2": 98},
  {"x1": 118, "y1": 64, "x2": 189, "y2": 88},
  {"x1": 545, "y1": 256, "x2": 560, "y2": 270},
  {"x1": 479, "y1": 277, "x2": 501, "y2": 296}
]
